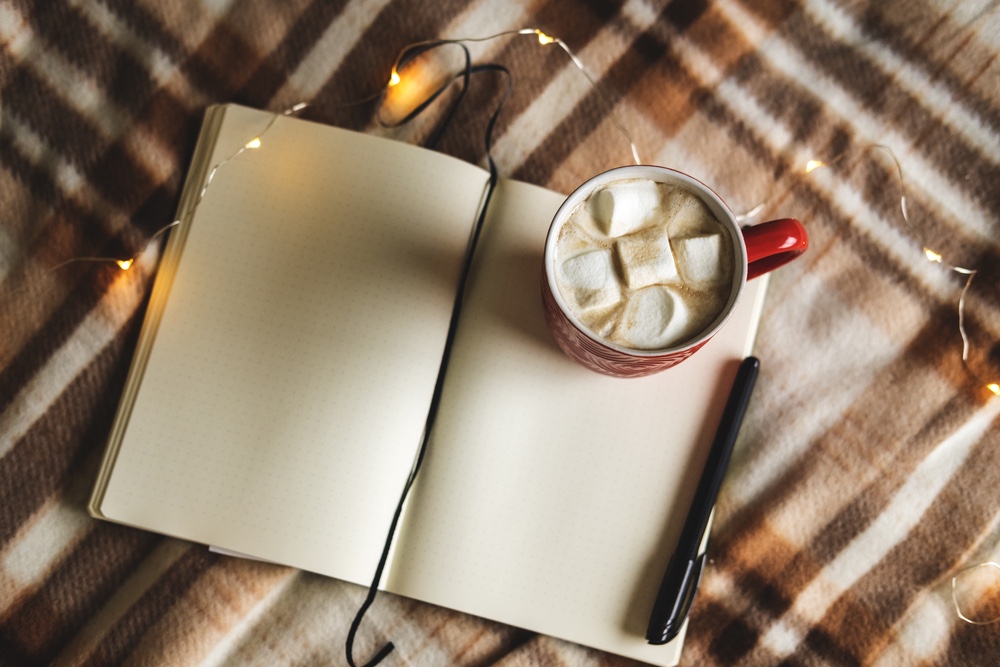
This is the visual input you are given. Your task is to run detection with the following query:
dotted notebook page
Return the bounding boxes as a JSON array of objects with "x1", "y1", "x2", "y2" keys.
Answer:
[
  {"x1": 386, "y1": 179, "x2": 765, "y2": 667},
  {"x1": 98, "y1": 105, "x2": 489, "y2": 585}
]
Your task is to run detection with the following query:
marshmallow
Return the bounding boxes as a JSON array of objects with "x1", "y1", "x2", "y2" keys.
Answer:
[
  {"x1": 590, "y1": 179, "x2": 661, "y2": 237},
  {"x1": 663, "y1": 187, "x2": 715, "y2": 237},
  {"x1": 557, "y1": 219, "x2": 604, "y2": 258},
  {"x1": 559, "y1": 249, "x2": 621, "y2": 311},
  {"x1": 616, "y1": 224, "x2": 679, "y2": 289},
  {"x1": 675, "y1": 233, "x2": 731, "y2": 285},
  {"x1": 567, "y1": 197, "x2": 606, "y2": 239},
  {"x1": 618, "y1": 285, "x2": 692, "y2": 350},
  {"x1": 583, "y1": 307, "x2": 622, "y2": 340}
]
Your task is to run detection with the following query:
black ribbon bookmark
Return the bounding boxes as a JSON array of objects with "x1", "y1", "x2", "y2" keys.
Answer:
[{"x1": 345, "y1": 44, "x2": 513, "y2": 667}]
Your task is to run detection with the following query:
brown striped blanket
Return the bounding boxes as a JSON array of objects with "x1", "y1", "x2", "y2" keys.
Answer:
[{"x1": 2, "y1": 0, "x2": 999, "y2": 665}]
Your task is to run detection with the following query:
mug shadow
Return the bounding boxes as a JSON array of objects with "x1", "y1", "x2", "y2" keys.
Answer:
[{"x1": 475, "y1": 245, "x2": 564, "y2": 356}]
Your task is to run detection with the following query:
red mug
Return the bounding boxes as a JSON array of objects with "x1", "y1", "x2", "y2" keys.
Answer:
[{"x1": 542, "y1": 166, "x2": 807, "y2": 378}]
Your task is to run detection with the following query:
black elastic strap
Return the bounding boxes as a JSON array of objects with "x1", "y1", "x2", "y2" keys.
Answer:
[{"x1": 345, "y1": 55, "x2": 513, "y2": 667}]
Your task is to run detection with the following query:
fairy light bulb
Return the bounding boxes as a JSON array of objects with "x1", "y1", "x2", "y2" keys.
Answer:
[
  {"x1": 535, "y1": 29, "x2": 556, "y2": 45},
  {"x1": 805, "y1": 159, "x2": 825, "y2": 173},
  {"x1": 988, "y1": 383, "x2": 1000, "y2": 396},
  {"x1": 245, "y1": 137, "x2": 262, "y2": 149},
  {"x1": 382, "y1": 57, "x2": 438, "y2": 124},
  {"x1": 115, "y1": 258, "x2": 133, "y2": 270},
  {"x1": 923, "y1": 248, "x2": 943, "y2": 263}
]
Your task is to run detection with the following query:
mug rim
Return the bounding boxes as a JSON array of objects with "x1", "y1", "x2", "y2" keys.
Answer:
[{"x1": 543, "y1": 165, "x2": 748, "y2": 358}]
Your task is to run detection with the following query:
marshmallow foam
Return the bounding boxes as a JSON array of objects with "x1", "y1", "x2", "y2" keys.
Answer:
[{"x1": 554, "y1": 179, "x2": 735, "y2": 351}]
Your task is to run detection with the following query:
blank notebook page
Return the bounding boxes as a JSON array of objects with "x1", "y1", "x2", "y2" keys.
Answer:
[
  {"x1": 387, "y1": 179, "x2": 765, "y2": 667},
  {"x1": 98, "y1": 106, "x2": 489, "y2": 584}
]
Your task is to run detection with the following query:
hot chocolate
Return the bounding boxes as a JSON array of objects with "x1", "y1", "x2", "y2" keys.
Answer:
[{"x1": 553, "y1": 178, "x2": 735, "y2": 351}]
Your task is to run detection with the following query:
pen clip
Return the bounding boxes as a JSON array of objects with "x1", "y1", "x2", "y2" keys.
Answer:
[
  {"x1": 672, "y1": 551, "x2": 707, "y2": 634},
  {"x1": 645, "y1": 550, "x2": 708, "y2": 644}
]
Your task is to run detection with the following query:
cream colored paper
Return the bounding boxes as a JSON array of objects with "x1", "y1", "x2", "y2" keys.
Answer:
[
  {"x1": 387, "y1": 179, "x2": 764, "y2": 666},
  {"x1": 94, "y1": 105, "x2": 487, "y2": 584}
]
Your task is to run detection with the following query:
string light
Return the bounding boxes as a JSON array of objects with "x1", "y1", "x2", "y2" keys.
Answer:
[
  {"x1": 804, "y1": 159, "x2": 825, "y2": 173},
  {"x1": 784, "y1": 145, "x2": 996, "y2": 396},
  {"x1": 50, "y1": 255, "x2": 137, "y2": 271},
  {"x1": 534, "y1": 29, "x2": 556, "y2": 45},
  {"x1": 49, "y1": 219, "x2": 181, "y2": 273},
  {"x1": 381, "y1": 28, "x2": 642, "y2": 164},
  {"x1": 49, "y1": 25, "x2": 640, "y2": 282},
  {"x1": 952, "y1": 561, "x2": 1000, "y2": 625}
]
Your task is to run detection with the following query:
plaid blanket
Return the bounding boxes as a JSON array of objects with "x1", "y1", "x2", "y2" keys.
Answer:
[{"x1": 2, "y1": 0, "x2": 999, "y2": 665}]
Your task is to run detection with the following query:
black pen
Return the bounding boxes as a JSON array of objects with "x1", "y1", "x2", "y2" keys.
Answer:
[{"x1": 646, "y1": 356, "x2": 760, "y2": 644}]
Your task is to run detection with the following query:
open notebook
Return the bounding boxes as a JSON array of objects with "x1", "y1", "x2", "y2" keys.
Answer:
[{"x1": 90, "y1": 104, "x2": 767, "y2": 666}]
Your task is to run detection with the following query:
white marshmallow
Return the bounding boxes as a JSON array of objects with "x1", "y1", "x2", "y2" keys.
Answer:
[
  {"x1": 618, "y1": 285, "x2": 692, "y2": 350},
  {"x1": 675, "y1": 233, "x2": 731, "y2": 285},
  {"x1": 616, "y1": 225, "x2": 679, "y2": 289},
  {"x1": 590, "y1": 179, "x2": 661, "y2": 237},
  {"x1": 567, "y1": 197, "x2": 606, "y2": 238},
  {"x1": 559, "y1": 249, "x2": 621, "y2": 311},
  {"x1": 664, "y1": 187, "x2": 715, "y2": 237},
  {"x1": 557, "y1": 220, "x2": 603, "y2": 257}
]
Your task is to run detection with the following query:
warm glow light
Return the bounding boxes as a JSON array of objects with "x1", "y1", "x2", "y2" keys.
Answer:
[
  {"x1": 988, "y1": 383, "x2": 1000, "y2": 396},
  {"x1": 382, "y1": 58, "x2": 438, "y2": 124},
  {"x1": 116, "y1": 259, "x2": 133, "y2": 270},
  {"x1": 535, "y1": 29, "x2": 556, "y2": 45},
  {"x1": 924, "y1": 248, "x2": 943, "y2": 263},
  {"x1": 245, "y1": 137, "x2": 262, "y2": 149},
  {"x1": 805, "y1": 159, "x2": 825, "y2": 173}
]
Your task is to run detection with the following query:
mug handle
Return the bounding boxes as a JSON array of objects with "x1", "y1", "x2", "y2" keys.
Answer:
[{"x1": 742, "y1": 218, "x2": 808, "y2": 280}]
